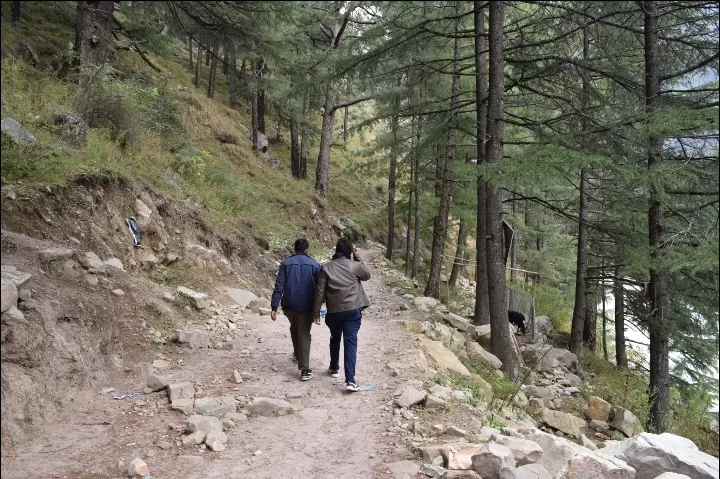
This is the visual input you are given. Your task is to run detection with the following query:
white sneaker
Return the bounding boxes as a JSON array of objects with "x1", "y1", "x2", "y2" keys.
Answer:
[
  {"x1": 346, "y1": 381, "x2": 360, "y2": 392},
  {"x1": 328, "y1": 368, "x2": 339, "y2": 378}
]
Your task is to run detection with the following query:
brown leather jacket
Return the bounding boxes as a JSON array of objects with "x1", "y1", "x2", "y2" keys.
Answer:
[{"x1": 313, "y1": 257, "x2": 371, "y2": 315}]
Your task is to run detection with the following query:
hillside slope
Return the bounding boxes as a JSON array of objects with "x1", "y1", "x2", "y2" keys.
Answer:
[{"x1": 1, "y1": 0, "x2": 386, "y2": 447}]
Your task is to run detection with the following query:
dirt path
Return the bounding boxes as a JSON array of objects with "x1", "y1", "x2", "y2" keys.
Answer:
[{"x1": 1, "y1": 249, "x2": 417, "y2": 478}]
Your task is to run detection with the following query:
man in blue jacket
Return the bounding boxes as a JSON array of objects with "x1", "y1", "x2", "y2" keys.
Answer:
[{"x1": 271, "y1": 238, "x2": 321, "y2": 381}]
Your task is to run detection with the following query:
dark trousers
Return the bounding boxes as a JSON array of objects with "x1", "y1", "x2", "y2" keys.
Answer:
[
  {"x1": 286, "y1": 310, "x2": 314, "y2": 371},
  {"x1": 325, "y1": 309, "x2": 362, "y2": 384}
]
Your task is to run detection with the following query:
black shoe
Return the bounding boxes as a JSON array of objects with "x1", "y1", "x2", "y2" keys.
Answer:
[
  {"x1": 301, "y1": 370, "x2": 313, "y2": 381},
  {"x1": 346, "y1": 380, "x2": 360, "y2": 392},
  {"x1": 328, "y1": 368, "x2": 339, "y2": 378}
]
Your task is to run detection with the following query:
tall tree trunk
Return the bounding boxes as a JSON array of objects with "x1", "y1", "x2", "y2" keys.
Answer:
[
  {"x1": 387, "y1": 77, "x2": 401, "y2": 260},
  {"x1": 239, "y1": 59, "x2": 246, "y2": 81},
  {"x1": 258, "y1": 89, "x2": 266, "y2": 134},
  {"x1": 187, "y1": 34, "x2": 194, "y2": 70},
  {"x1": 256, "y1": 57, "x2": 266, "y2": 134},
  {"x1": 12, "y1": 1, "x2": 20, "y2": 27},
  {"x1": 405, "y1": 113, "x2": 417, "y2": 274},
  {"x1": 405, "y1": 152, "x2": 414, "y2": 274},
  {"x1": 343, "y1": 80, "x2": 350, "y2": 144},
  {"x1": 411, "y1": 115, "x2": 423, "y2": 281},
  {"x1": 314, "y1": 82, "x2": 337, "y2": 196},
  {"x1": 76, "y1": 1, "x2": 115, "y2": 89},
  {"x1": 290, "y1": 114, "x2": 301, "y2": 179},
  {"x1": 644, "y1": 0, "x2": 669, "y2": 434},
  {"x1": 228, "y1": 47, "x2": 237, "y2": 109},
  {"x1": 251, "y1": 78, "x2": 260, "y2": 151},
  {"x1": 194, "y1": 39, "x2": 201, "y2": 88},
  {"x1": 583, "y1": 286, "x2": 597, "y2": 353},
  {"x1": 571, "y1": 173, "x2": 590, "y2": 357},
  {"x1": 614, "y1": 266, "x2": 628, "y2": 368},
  {"x1": 434, "y1": 142, "x2": 444, "y2": 198},
  {"x1": 425, "y1": 5, "x2": 461, "y2": 299},
  {"x1": 207, "y1": 41, "x2": 218, "y2": 99},
  {"x1": 449, "y1": 220, "x2": 466, "y2": 289},
  {"x1": 205, "y1": 47, "x2": 210, "y2": 66},
  {"x1": 570, "y1": 26, "x2": 591, "y2": 359},
  {"x1": 485, "y1": 0, "x2": 514, "y2": 378},
  {"x1": 222, "y1": 48, "x2": 228, "y2": 75},
  {"x1": 602, "y1": 270, "x2": 608, "y2": 362},
  {"x1": 300, "y1": 80, "x2": 311, "y2": 180},
  {"x1": 474, "y1": 0, "x2": 490, "y2": 326},
  {"x1": 508, "y1": 195, "x2": 518, "y2": 308}
]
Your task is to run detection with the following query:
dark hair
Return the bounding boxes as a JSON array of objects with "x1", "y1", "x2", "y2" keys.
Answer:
[
  {"x1": 333, "y1": 238, "x2": 353, "y2": 259},
  {"x1": 294, "y1": 238, "x2": 309, "y2": 253}
]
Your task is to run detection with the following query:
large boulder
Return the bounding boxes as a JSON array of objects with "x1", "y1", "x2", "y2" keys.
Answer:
[
  {"x1": 470, "y1": 443, "x2": 516, "y2": 479},
  {"x1": 534, "y1": 316, "x2": 554, "y2": 336},
  {"x1": 524, "y1": 386, "x2": 554, "y2": 399},
  {"x1": 491, "y1": 435, "x2": 543, "y2": 466},
  {"x1": 224, "y1": 287, "x2": 258, "y2": 308},
  {"x1": 245, "y1": 130, "x2": 269, "y2": 152},
  {"x1": 601, "y1": 432, "x2": 719, "y2": 479},
  {"x1": 1, "y1": 117, "x2": 36, "y2": 146},
  {"x1": 396, "y1": 387, "x2": 427, "y2": 409},
  {"x1": 522, "y1": 345, "x2": 578, "y2": 372},
  {"x1": 419, "y1": 337, "x2": 471, "y2": 377},
  {"x1": 417, "y1": 443, "x2": 481, "y2": 470},
  {"x1": 248, "y1": 297, "x2": 271, "y2": 313},
  {"x1": 194, "y1": 396, "x2": 236, "y2": 415},
  {"x1": 523, "y1": 429, "x2": 635, "y2": 479},
  {"x1": 39, "y1": 248, "x2": 75, "y2": 261},
  {"x1": 388, "y1": 349, "x2": 429, "y2": 374},
  {"x1": 427, "y1": 322, "x2": 453, "y2": 343},
  {"x1": 586, "y1": 396, "x2": 612, "y2": 422},
  {"x1": 445, "y1": 313, "x2": 472, "y2": 332},
  {"x1": 76, "y1": 251, "x2": 107, "y2": 273},
  {"x1": 538, "y1": 408, "x2": 586, "y2": 438},
  {"x1": 609, "y1": 406, "x2": 643, "y2": 438},
  {"x1": 174, "y1": 329, "x2": 210, "y2": 349},
  {"x1": 1, "y1": 265, "x2": 32, "y2": 289},
  {"x1": 250, "y1": 397, "x2": 296, "y2": 416},
  {"x1": 1, "y1": 277, "x2": 18, "y2": 313},
  {"x1": 186, "y1": 415, "x2": 223, "y2": 434},
  {"x1": 514, "y1": 464, "x2": 552, "y2": 479},
  {"x1": 473, "y1": 324, "x2": 492, "y2": 348},
  {"x1": 466, "y1": 342, "x2": 502, "y2": 370},
  {"x1": 168, "y1": 382, "x2": 195, "y2": 402},
  {"x1": 176, "y1": 286, "x2": 209, "y2": 310},
  {"x1": 386, "y1": 460, "x2": 421, "y2": 479},
  {"x1": 53, "y1": 110, "x2": 89, "y2": 144},
  {"x1": 414, "y1": 296, "x2": 439, "y2": 312},
  {"x1": 394, "y1": 319, "x2": 427, "y2": 334}
]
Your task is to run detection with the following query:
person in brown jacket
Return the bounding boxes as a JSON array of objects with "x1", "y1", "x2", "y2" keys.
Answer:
[{"x1": 313, "y1": 238, "x2": 371, "y2": 392}]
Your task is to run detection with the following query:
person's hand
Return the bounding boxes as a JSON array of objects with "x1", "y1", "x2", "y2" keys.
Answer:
[
  {"x1": 353, "y1": 247, "x2": 360, "y2": 261},
  {"x1": 271, "y1": 311, "x2": 277, "y2": 321},
  {"x1": 314, "y1": 314, "x2": 321, "y2": 325}
]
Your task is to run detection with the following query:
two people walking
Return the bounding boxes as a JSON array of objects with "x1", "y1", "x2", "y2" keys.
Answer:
[{"x1": 271, "y1": 238, "x2": 371, "y2": 392}]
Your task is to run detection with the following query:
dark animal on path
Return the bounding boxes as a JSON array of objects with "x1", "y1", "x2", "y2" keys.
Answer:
[{"x1": 508, "y1": 310, "x2": 526, "y2": 335}]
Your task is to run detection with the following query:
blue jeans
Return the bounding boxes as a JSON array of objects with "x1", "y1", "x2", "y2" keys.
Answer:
[{"x1": 325, "y1": 309, "x2": 362, "y2": 384}]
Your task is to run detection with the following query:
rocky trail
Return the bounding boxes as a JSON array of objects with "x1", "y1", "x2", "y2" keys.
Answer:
[
  {"x1": 2, "y1": 238, "x2": 718, "y2": 479},
  {"x1": 1, "y1": 248, "x2": 419, "y2": 478}
]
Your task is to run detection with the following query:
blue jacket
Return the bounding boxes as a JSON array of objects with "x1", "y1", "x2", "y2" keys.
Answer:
[{"x1": 271, "y1": 253, "x2": 321, "y2": 313}]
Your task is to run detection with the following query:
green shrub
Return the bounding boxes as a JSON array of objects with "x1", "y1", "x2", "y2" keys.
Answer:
[
  {"x1": 76, "y1": 86, "x2": 138, "y2": 147},
  {"x1": 535, "y1": 284, "x2": 573, "y2": 333},
  {"x1": 133, "y1": 84, "x2": 182, "y2": 147}
]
